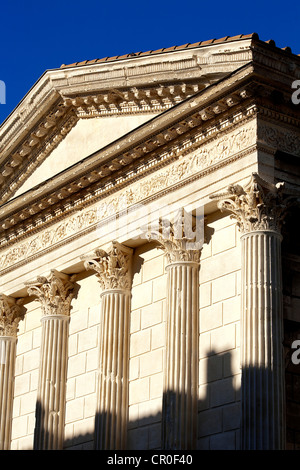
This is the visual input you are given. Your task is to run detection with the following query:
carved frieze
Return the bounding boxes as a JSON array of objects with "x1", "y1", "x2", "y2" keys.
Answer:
[
  {"x1": 258, "y1": 123, "x2": 300, "y2": 156},
  {"x1": 82, "y1": 241, "x2": 133, "y2": 291},
  {"x1": 0, "y1": 120, "x2": 256, "y2": 272},
  {"x1": 26, "y1": 270, "x2": 76, "y2": 317}
]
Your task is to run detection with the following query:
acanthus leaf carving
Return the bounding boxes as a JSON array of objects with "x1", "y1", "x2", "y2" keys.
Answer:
[
  {"x1": 0, "y1": 121, "x2": 255, "y2": 272},
  {"x1": 82, "y1": 241, "x2": 133, "y2": 291},
  {"x1": 0, "y1": 294, "x2": 25, "y2": 337},
  {"x1": 26, "y1": 269, "x2": 76, "y2": 317},
  {"x1": 141, "y1": 208, "x2": 203, "y2": 264},
  {"x1": 210, "y1": 172, "x2": 300, "y2": 233}
]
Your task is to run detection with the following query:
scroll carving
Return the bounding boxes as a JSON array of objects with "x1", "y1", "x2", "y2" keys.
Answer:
[
  {"x1": 142, "y1": 209, "x2": 203, "y2": 264},
  {"x1": 210, "y1": 172, "x2": 300, "y2": 233},
  {"x1": 26, "y1": 269, "x2": 76, "y2": 316},
  {"x1": 82, "y1": 241, "x2": 133, "y2": 291},
  {"x1": 0, "y1": 295, "x2": 25, "y2": 337},
  {"x1": 258, "y1": 125, "x2": 300, "y2": 156},
  {"x1": 0, "y1": 122, "x2": 255, "y2": 272}
]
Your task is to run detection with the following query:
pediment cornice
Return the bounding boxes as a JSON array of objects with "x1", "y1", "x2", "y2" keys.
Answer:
[
  {"x1": 1, "y1": 62, "x2": 300, "y2": 253},
  {"x1": 2, "y1": 39, "x2": 256, "y2": 202},
  {"x1": 1, "y1": 37, "x2": 300, "y2": 206},
  {"x1": 0, "y1": 81, "x2": 207, "y2": 204}
]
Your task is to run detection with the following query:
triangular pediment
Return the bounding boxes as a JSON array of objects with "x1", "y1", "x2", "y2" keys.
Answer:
[
  {"x1": 0, "y1": 54, "x2": 299, "y2": 240},
  {"x1": 1, "y1": 34, "x2": 263, "y2": 204},
  {"x1": 11, "y1": 113, "x2": 158, "y2": 200},
  {"x1": 1, "y1": 32, "x2": 299, "y2": 213}
]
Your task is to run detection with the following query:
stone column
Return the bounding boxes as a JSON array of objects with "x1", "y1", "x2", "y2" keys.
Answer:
[
  {"x1": 211, "y1": 172, "x2": 298, "y2": 450},
  {"x1": 82, "y1": 241, "x2": 133, "y2": 450},
  {"x1": 26, "y1": 270, "x2": 75, "y2": 450},
  {"x1": 144, "y1": 211, "x2": 202, "y2": 449},
  {"x1": 0, "y1": 295, "x2": 24, "y2": 450}
]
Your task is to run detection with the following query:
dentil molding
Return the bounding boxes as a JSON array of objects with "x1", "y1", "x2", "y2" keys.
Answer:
[{"x1": 0, "y1": 119, "x2": 257, "y2": 273}]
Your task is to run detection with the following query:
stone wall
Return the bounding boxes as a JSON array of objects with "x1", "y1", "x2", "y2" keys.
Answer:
[
  {"x1": 11, "y1": 301, "x2": 41, "y2": 449},
  {"x1": 128, "y1": 244, "x2": 167, "y2": 450},
  {"x1": 64, "y1": 273, "x2": 100, "y2": 449},
  {"x1": 9, "y1": 212, "x2": 242, "y2": 450},
  {"x1": 198, "y1": 213, "x2": 241, "y2": 450}
]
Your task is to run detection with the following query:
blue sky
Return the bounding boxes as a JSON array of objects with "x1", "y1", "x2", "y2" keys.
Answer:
[{"x1": 0, "y1": 0, "x2": 299, "y2": 125}]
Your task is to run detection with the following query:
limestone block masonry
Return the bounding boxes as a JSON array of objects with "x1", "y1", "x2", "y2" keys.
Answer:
[
  {"x1": 25, "y1": 270, "x2": 76, "y2": 450},
  {"x1": 1, "y1": 34, "x2": 300, "y2": 450},
  {"x1": 211, "y1": 173, "x2": 300, "y2": 449},
  {"x1": 144, "y1": 214, "x2": 200, "y2": 450},
  {"x1": 0, "y1": 296, "x2": 24, "y2": 450},
  {"x1": 82, "y1": 242, "x2": 133, "y2": 449}
]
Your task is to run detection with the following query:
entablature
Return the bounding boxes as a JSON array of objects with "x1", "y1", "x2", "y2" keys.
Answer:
[
  {"x1": 1, "y1": 62, "x2": 300, "y2": 277},
  {"x1": 1, "y1": 34, "x2": 300, "y2": 207},
  {"x1": 0, "y1": 65, "x2": 259, "y2": 238}
]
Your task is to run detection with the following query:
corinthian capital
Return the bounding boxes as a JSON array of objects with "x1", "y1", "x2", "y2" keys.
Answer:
[
  {"x1": 0, "y1": 295, "x2": 25, "y2": 337},
  {"x1": 26, "y1": 270, "x2": 76, "y2": 317},
  {"x1": 82, "y1": 241, "x2": 133, "y2": 291},
  {"x1": 142, "y1": 209, "x2": 203, "y2": 264},
  {"x1": 210, "y1": 173, "x2": 300, "y2": 234}
]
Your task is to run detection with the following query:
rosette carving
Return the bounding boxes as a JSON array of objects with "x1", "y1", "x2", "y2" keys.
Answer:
[
  {"x1": 82, "y1": 241, "x2": 133, "y2": 291},
  {"x1": 210, "y1": 172, "x2": 300, "y2": 234},
  {"x1": 0, "y1": 295, "x2": 25, "y2": 337},
  {"x1": 26, "y1": 269, "x2": 76, "y2": 317},
  {"x1": 142, "y1": 209, "x2": 203, "y2": 264}
]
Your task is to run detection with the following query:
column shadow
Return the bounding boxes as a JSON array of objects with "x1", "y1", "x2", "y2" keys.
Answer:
[
  {"x1": 197, "y1": 349, "x2": 240, "y2": 450},
  {"x1": 32, "y1": 348, "x2": 292, "y2": 450},
  {"x1": 61, "y1": 348, "x2": 240, "y2": 450}
]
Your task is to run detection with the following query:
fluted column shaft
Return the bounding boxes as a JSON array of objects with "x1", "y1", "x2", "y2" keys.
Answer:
[
  {"x1": 0, "y1": 295, "x2": 24, "y2": 450},
  {"x1": 210, "y1": 172, "x2": 299, "y2": 450},
  {"x1": 26, "y1": 270, "x2": 75, "y2": 450},
  {"x1": 163, "y1": 261, "x2": 199, "y2": 450},
  {"x1": 142, "y1": 210, "x2": 202, "y2": 450},
  {"x1": 35, "y1": 314, "x2": 70, "y2": 450},
  {"x1": 82, "y1": 241, "x2": 133, "y2": 450},
  {"x1": 241, "y1": 229, "x2": 285, "y2": 449},
  {"x1": 95, "y1": 289, "x2": 130, "y2": 449},
  {"x1": 0, "y1": 336, "x2": 17, "y2": 450}
]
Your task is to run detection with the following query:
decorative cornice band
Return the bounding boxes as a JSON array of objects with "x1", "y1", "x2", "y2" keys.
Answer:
[
  {"x1": 2, "y1": 75, "x2": 299, "y2": 226},
  {"x1": 0, "y1": 142, "x2": 257, "y2": 274},
  {"x1": 0, "y1": 105, "x2": 257, "y2": 239},
  {"x1": 2, "y1": 102, "x2": 300, "y2": 242}
]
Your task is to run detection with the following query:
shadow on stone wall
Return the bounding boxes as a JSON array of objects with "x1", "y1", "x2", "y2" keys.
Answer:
[
  {"x1": 31, "y1": 347, "x2": 299, "y2": 450},
  {"x1": 282, "y1": 205, "x2": 300, "y2": 449},
  {"x1": 284, "y1": 320, "x2": 300, "y2": 450},
  {"x1": 197, "y1": 350, "x2": 240, "y2": 450},
  {"x1": 34, "y1": 349, "x2": 240, "y2": 450}
]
